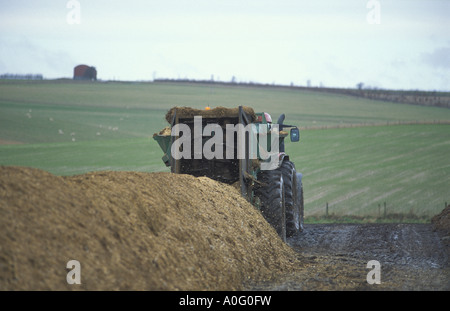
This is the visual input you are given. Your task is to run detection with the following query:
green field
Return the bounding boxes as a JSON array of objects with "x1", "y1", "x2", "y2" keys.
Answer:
[
  {"x1": 291, "y1": 124, "x2": 449, "y2": 219},
  {"x1": 1, "y1": 80, "x2": 449, "y2": 221}
]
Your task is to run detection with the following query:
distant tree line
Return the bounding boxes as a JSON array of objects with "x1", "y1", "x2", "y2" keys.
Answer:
[
  {"x1": 0, "y1": 73, "x2": 44, "y2": 80},
  {"x1": 153, "y1": 77, "x2": 450, "y2": 109},
  {"x1": 319, "y1": 84, "x2": 450, "y2": 109}
]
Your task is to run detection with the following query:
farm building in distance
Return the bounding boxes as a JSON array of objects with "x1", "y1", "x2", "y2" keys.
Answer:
[{"x1": 73, "y1": 65, "x2": 97, "y2": 81}]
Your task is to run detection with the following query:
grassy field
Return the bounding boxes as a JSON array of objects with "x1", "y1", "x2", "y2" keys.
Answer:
[
  {"x1": 1, "y1": 80, "x2": 449, "y2": 221},
  {"x1": 290, "y1": 124, "x2": 449, "y2": 219}
]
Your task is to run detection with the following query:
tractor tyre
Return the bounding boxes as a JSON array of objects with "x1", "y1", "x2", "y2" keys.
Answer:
[
  {"x1": 256, "y1": 168, "x2": 286, "y2": 242},
  {"x1": 296, "y1": 172, "x2": 305, "y2": 233},
  {"x1": 281, "y1": 160, "x2": 303, "y2": 237}
]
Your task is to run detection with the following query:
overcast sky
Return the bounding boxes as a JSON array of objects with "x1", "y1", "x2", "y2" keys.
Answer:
[{"x1": 1, "y1": 0, "x2": 449, "y2": 91}]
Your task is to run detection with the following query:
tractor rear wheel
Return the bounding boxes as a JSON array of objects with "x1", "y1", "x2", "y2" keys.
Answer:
[
  {"x1": 295, "y1": 172, "x2": 305, "y2": 233},
  {"x1": 281, "y1": 160, "x2": 304, "y2": 237},
  {"x1": 256, "y1": 168, "x2": 286, "y2": 242}
]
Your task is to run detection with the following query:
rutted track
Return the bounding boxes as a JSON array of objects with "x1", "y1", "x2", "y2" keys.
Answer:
[{"x1": 247, "y1": 223, "x2": 449, "y2": 290}]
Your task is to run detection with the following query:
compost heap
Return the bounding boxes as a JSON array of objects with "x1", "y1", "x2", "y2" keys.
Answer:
[
  {"x1": 0, "y1": 166, "x2": 299, "y2": 290},
  {"x1": 432, "y1": 205, "x2": 450, "y2": 247}
]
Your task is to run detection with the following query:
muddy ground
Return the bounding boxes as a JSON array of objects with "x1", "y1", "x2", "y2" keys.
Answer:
[{"x1": 246, "y1": 223, "x2": 449, "y2": 290}]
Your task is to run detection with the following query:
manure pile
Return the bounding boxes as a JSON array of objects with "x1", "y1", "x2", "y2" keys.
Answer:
[
  {"x1": 432, "y1": 205, "x2": 450, "y2": 247},
  {"x1": 164, "y1": 106, "x2": 257, "y2": 123},
  {"x1": 0, "y1": 166, "x2": 299, "y2": 290}
]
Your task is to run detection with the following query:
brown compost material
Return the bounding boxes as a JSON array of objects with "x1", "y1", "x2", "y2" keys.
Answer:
[
  {"x1": 164, "y1": 106, "x2": 257, "y2": 123},
  {"x1": 0, "y1": 166, "x2": 300, "y2": 290},
  {"x1": 432, "y1": 205, "x2": 450, "y2": 244}
]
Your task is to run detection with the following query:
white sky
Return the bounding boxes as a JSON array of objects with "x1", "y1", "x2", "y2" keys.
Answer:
[{"x1": 1, "y1": 0, "x2": 449, "y2": 90}]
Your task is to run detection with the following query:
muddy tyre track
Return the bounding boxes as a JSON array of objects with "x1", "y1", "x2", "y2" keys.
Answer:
[{"x1": 248, "y1": 223, "x2": 449, "y2": 290}]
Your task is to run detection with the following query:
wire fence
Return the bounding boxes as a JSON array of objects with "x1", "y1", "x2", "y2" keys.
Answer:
[
  {"x1": 305, "y1": 201, "x2": 449, "y2": 223},
  {"x1": 300, "y1": 120, "x2": 450, "y2": 131}
]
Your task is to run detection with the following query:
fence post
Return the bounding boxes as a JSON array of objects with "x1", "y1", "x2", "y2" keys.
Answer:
[{"x1": 326, "y1": 202, "x2": 329, "y2": 218}]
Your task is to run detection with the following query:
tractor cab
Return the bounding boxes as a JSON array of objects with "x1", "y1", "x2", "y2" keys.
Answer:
[{"x1": 255, "y1": 112, "x2": 272, "y2": 124}]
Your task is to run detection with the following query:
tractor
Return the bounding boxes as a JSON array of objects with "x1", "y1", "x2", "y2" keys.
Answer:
[{"x1": 153, "y1": 106, "x2": 304, "y2": 241}]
